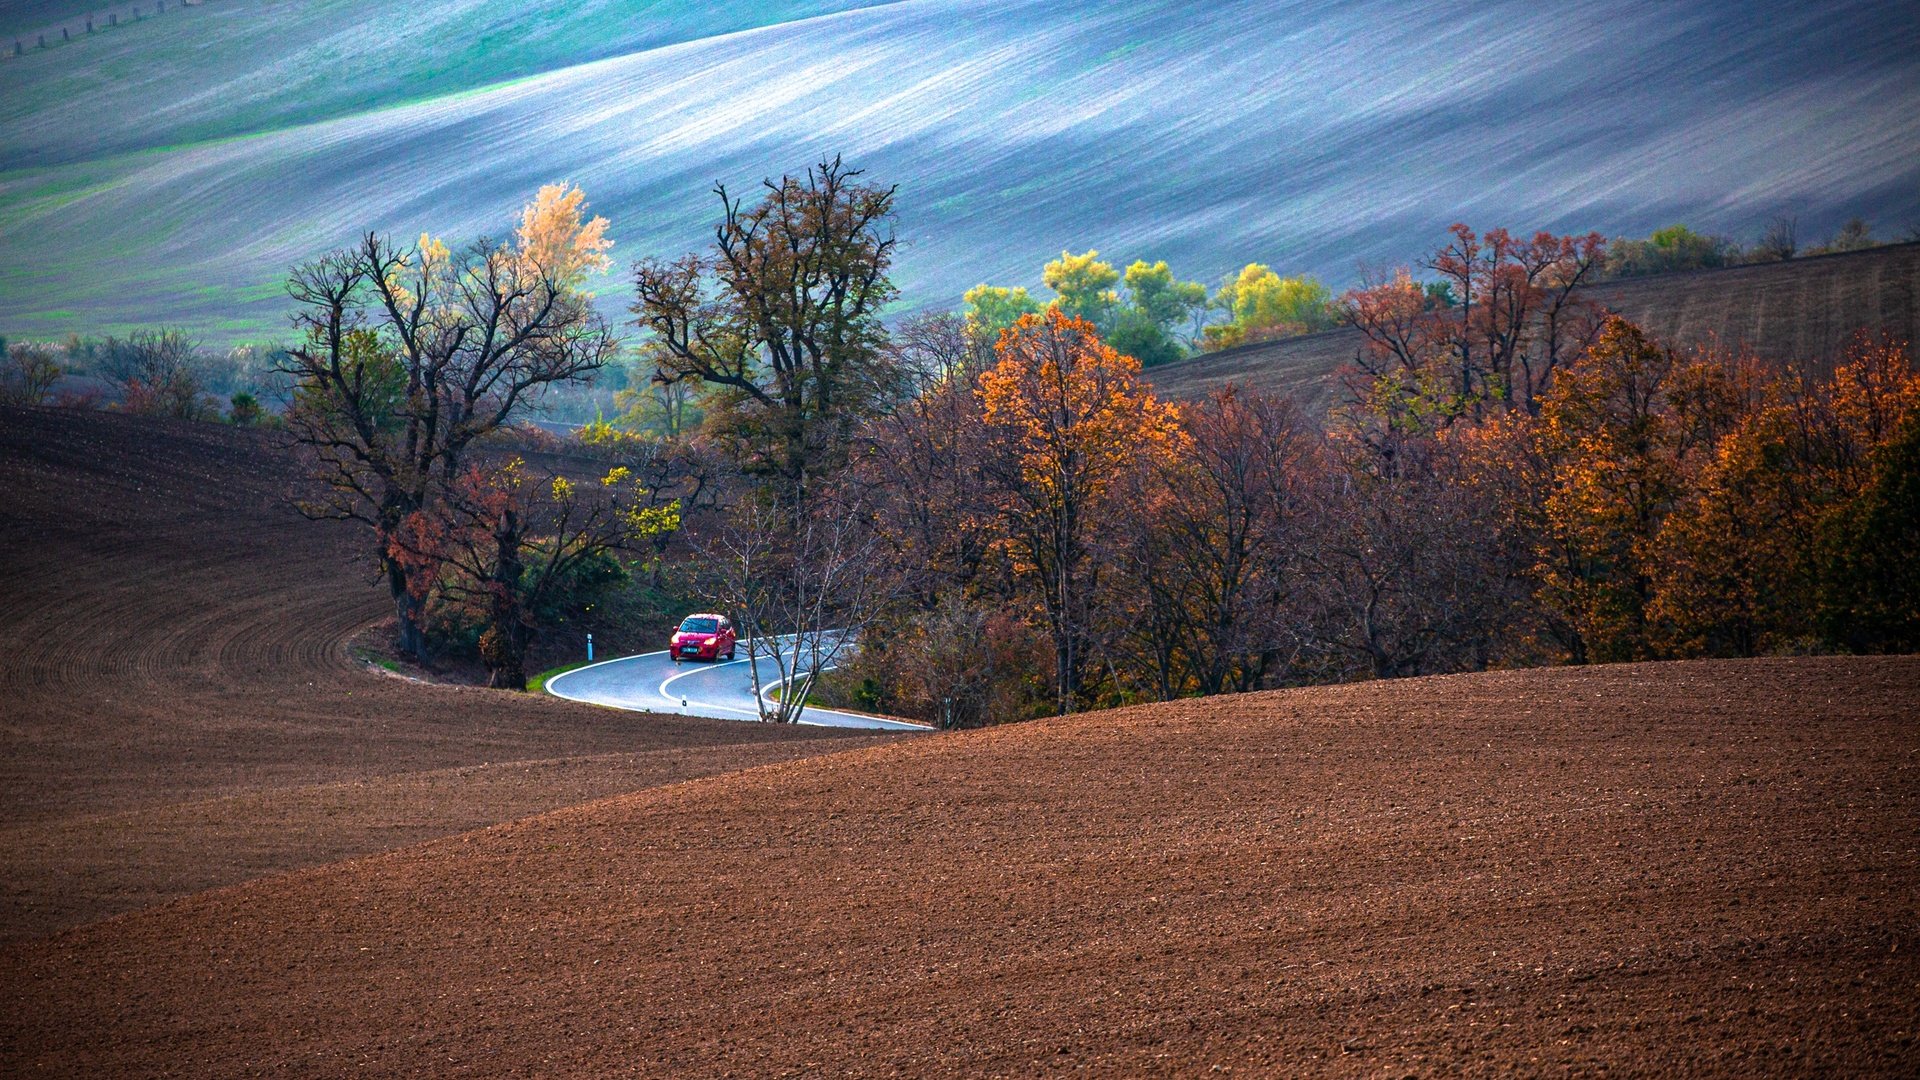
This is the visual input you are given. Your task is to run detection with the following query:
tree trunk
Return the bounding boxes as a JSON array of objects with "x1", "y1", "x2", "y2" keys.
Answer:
[
  {"x1": 487, "y1": 621, "x2": 530, "y2": 690},
  {"x1": 483, "y1": 509, "x2": 529, "y2": 690},
  {"x1": 384, "y1": 550, "x2": 430, "y2": 663}
]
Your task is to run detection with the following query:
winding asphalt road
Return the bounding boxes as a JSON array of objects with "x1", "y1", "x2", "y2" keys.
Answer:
[{"x1": 545, "y1": 644, "x2": 929, "y2": 731}]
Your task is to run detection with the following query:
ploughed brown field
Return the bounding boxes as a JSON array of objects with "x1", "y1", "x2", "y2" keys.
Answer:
[
  {"x1": 0, "y1": 407, "x2": 896, "y2": 941},
  {"x1": 3, "y1": 407, "x2": 1919, "y2": 1075},
  {"x1": 1149, "y1": 241, "x2": 1920, "y2": 412}
]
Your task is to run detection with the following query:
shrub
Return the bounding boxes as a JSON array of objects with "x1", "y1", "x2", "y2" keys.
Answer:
[
  {"x1": 120, "y1": 371, "x2": 215, "y2": 420},
  {"x1": 51, "y1": 386, "x2": 106, "y2": 410},
  {"x1": 1, "y1": 341, "x2": 62, "y2": 406},
  {"x1": 228, "y1": 391, "x2": 263, "y2": 426},
  {"x1": 105, "y1": 328, "x2": 217, "y2": 419},
  {"x1": 1603, "y1": 224, "x2": 1735, "y2": 279}
]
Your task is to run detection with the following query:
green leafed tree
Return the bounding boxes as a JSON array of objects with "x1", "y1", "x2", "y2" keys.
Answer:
[
  {"x1": 1124, "y1": 260, "x2": 1208, "y2": 335},
  {"x1": 962, "y1": 283, "x2": 1043, "y2": 346},
  {"x1": 1204, "y1": 264, "x2": 1335, "y2": 349},
  {"x1": 1109, "y1": 259, "x2": 1208, "y2": 364},
  {"x1": 1042, "y1": 249, "x2": 1120, "y2": 331},
  {"x1": 1603, "y1": 224, "x2": 1734, "y2": 279}
]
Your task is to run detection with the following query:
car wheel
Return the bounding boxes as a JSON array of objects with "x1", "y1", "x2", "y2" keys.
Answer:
[{"x1": 726, "y1": 648, "x2": 736, "y2": 661}]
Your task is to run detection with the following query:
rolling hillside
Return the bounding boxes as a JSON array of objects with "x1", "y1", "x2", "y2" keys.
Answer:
[
  {"x1": 0, "y1": 407, "x2": 895, "y2": 940},
  {"x1": 3, "y1": 324, "x2": 1916, "y2": 1075},
  {"x1": 1149, "y1": 242, "x2": 1920, "y2": 411},
  {"x1": 5, "y1": 654, "x2": 1915, "y2": 1075},
  {"x1": 2, "y1": 0, "x2": 1916, "y2": 342}
]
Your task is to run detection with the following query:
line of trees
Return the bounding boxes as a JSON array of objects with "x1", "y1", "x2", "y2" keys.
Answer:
[
  {"x1": 579, "y1": 175, "x2": 1919, "y2": 724},
  {"x1": 1599, "y1": 215, "x2": 1912, "y2": 279},
  {"x1": 255, "y1": 158, "x2": 1918, "y2": 714},
  {"x1": 961, "y1": 251, "x2": 1339, "y2": 369},
  {"x1": 933, "y1": 215, "x2": 1914, "y2": 380},
  {"x1": 0, "y1": 329, "x2": 287, "y2": 420},
  {"x1": 16, "y1": 156, "x2": 1912, "y2": 718},
  {"x1": 833, "y1": 302, "x2": 1916, "y2": 725}
]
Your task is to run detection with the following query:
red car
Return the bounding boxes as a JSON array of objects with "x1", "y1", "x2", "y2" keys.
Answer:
[{"x1": 670, "y1": 613, "x2": 736, "y2": 663}]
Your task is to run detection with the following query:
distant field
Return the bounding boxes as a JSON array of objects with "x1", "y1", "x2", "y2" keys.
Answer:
[
  {"x1": 0, "y1": 2, "x2": 95, "y2": 38},
  {"x1": 0, "y1": 1, "x2": 883, "y2": 162},
  {"x1": 2, "y1": 0, "x2": 1915, "y2": 344},
  {"x1": 1149, "y1": 242, "x2": 1920, "y2": 411}
]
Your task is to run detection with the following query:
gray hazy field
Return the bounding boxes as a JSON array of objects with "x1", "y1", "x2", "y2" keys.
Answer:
[{"x1": 2, "y1": 0, "x2": 1916, "y2": 342}]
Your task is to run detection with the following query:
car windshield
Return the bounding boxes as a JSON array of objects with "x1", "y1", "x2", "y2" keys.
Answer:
[{"x1": 679, "y1": 617, "x2": 719, "y2": 634}]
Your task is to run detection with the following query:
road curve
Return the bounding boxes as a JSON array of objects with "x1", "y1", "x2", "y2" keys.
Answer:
[{"x1": 545, "y1": 646, "x2": 930, "y2": 731}]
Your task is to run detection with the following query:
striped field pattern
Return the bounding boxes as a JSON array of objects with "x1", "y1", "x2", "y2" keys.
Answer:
[{"x1": 2, "y1": 0, "x2": 1916, "y2": 342}]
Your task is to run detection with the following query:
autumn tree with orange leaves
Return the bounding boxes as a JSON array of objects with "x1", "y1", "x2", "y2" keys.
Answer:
[
  {"x1": 975, "y1": 308, "x2": 1189, "y2": 713},
  {"x1": 1339, "y1": 225, "x2": 1607, "y2": 448},
  {"x1": 1651, "y1": 335, "x2": 1920, "y2": 655}
]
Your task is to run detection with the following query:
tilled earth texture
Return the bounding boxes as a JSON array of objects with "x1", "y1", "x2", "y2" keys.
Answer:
[
  {"x1": 3, "y1": 409, "x2": 1918, "y2": 1077},
  {"x1": 0, "y1": 407, "x2": 896, "y2": 941}
]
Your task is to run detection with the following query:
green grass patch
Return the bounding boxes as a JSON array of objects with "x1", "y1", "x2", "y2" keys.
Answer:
[
  {"x1": 349, "y1": 645, "x2": 404, "y2": 674},
  {"x1": 529, "y1": 660, "x2": 593, "y2": 694}
]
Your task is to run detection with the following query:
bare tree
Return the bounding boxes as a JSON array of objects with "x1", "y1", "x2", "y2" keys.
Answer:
[
  {"x1": 1114, "y1": 388, "x2": 1317, "y2": 698},
  {"x1": 100, "y1": 327, "x2": 196, "y2": 387},
  {"x1": 281, "y1": 231, "x2": 616, "y2": 660},
  {"x1": 1755, "y1": 214, "x2": 1798, "y2": 262},
  {"x1": 1300, "y1": 456, "x2": 1511, "y2": 679},
  {"x1": 633, "y1": 156, "x2": 902, "y2": 521},
  {"x1": 101, "y1": 328, "x2": 212, "y2": 418},
  {"x1": 699, "y1": 492, "x2": 893, "y2": 723},
  {"x1": 1, "y1": 341, "x2": 61, "y2": 407},
  {"x1": 887, "y1": 309, "x2": 989, "y2": 391}
]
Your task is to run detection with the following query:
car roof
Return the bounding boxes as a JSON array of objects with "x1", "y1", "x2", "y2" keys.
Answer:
[{"x1": 682, "y1": 612, "x2": 726, "y2": 621}]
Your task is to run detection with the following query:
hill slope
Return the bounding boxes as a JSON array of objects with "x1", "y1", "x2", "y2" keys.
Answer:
[
  {"x1": 2, "y1": 0, "x2": 1916, "y2": 341},
  {"x1": 1149, "y1": 242, "x2": 1920, "y2": 411},
  {"x1": 0, "y1": 407, "x2": 894, "y2": 939},
  {"x1": 4, "y1": 654, "x2": 1916, "y2": 1075}
]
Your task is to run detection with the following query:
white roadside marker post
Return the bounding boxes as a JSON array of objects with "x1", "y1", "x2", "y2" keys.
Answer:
[{"x1": 586, "y1": 633, "x2": 594, "y2": 662}]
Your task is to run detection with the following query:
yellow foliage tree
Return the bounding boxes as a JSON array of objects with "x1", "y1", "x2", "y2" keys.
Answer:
[
  {"x1": 1203, "y1": 263, "x2": 1333, "y2": 348},
  {"x1": 1041, "y1": 249, "x2": 1120, "y2": 328},
  {"x1": 961, "y1": 282, "x2": 1043, "y2": 344},
  {"x1": 1528, "y1": 317, "x2": 1690, "y2": 662},
  {"x1": 515, "y1": 182, "x2": 613, "y2": 290}
]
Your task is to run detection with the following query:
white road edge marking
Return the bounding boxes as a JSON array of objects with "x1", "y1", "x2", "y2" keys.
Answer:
[{"x1": 546, "y1": 638, "x2": 928, "y2": 730}]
